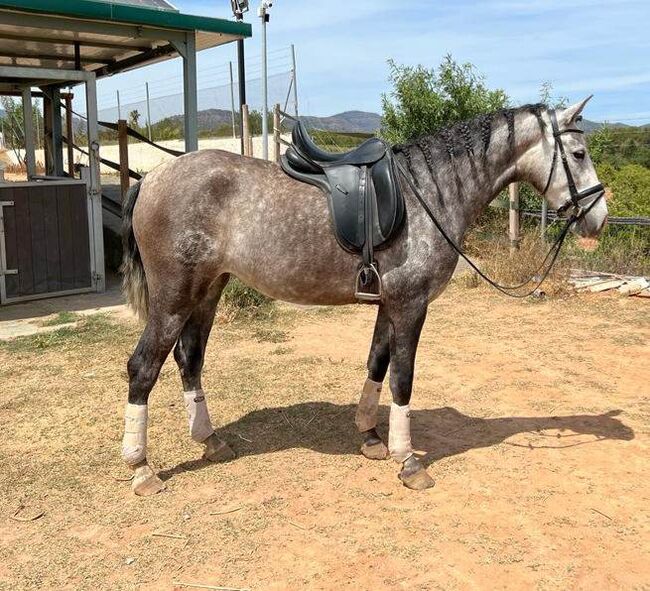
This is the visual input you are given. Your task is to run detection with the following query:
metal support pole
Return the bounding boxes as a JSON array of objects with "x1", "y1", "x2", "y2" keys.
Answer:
[
  {"x1": 236, "y1": 39, "x2": 246, "y2": 155},
  {"x1": 84, "y1": 74, "x2": 105, "y2": 293},
  {"x1": 182, "y1": 33, "x2": 198, "y2": 152},
  {"x1": 260, "y1": 6, "x2": 269, "y2": 160},
  {"x1": 229, "y1": 61, "x2": 237, "y2": 139},
  {"x1": 291, "y1": 44, "x2": 299, "y2": 117},
  {"x1": 145, "y1": 82, "x2": 152, "y2": 141},
  {"x1": 21, "y1": 87, "x2": 36, "y2": 179},
  {"x1": 117, "y1": 90, "x2": 121, "y2": 120},
  {"x1": 541, "y1": 198, "x2": 548, "y2": 238},
  {"x1": 508, "y1": 182, "x2": 520, "y2": 252}
]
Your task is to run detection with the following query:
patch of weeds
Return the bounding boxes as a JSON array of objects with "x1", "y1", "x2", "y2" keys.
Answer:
[
  {"x1": 253, "y1": 328, "x2": 290, "y2": 343},
  {"x1": 270, "y1": 346, "x2": 294, "y2": 355},
  {"x1": 1, "y1": 313, "x2": 132, "y2": 355},
  {"x1": 39, "y1": 311, "x2": 82, "y2": 327},
  {"x1": 455, "y1": 271, "x2": 480, "y2": 289}
]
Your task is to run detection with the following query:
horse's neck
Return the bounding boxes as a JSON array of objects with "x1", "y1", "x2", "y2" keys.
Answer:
[{"x1": 420, "y1": 114, "x2": 540, "y2": 235}]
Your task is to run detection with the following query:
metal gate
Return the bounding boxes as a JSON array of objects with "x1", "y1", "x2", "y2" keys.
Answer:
[{"x1": 0, "y1": 179, "x2": 96, "y2": 304}]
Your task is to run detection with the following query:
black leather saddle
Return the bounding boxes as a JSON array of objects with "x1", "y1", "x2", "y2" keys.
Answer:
[{"x1": 281, "y1": 121, "x2": 405, "y2": 301}]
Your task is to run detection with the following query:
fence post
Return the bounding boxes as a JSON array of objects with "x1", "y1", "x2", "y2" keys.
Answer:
[
  {"x1": 118, "y1": 119, "x2": 130, "y2": 199},
  {"x1": 540, "y1": 198, "x2": 548, "y2": 239},
  {"x1": 508, "y1": 182, "x2": 520, "y2": 252},
  {"x1": 242, "y1": 104, "x2": 251, "y2": 157},
  {"x1": 273, "y1": 104, "x2": 281, "y2": 163}
]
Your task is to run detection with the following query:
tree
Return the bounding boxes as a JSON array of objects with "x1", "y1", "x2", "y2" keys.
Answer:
[
  {"x1": 538, "y1": 81, "x2": 568, "y2": 109},
  {"x1": 380, "y1": 54, "x2": 509, "y2": 144},
  {"x1": 128, "y1": 109, "x2": 141, "y2": 129},
  {"x1": 588, "y1": 125, "x2": 614, "y2": 165},
  {"x1": 0, "y1": 96, "x2": 44, "y2": 165}
]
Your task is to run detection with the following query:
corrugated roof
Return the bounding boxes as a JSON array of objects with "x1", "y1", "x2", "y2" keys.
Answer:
[{"x1": 0, "y1": 0, "x2": 250, "y2": 36}]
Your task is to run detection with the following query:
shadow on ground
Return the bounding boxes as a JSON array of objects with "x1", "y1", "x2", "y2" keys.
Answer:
[{"x1": 158, "y1": 403, "x2": 634, "y2": 481}]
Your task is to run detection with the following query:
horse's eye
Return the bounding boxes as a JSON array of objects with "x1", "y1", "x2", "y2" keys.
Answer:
[{"x1": 573, "y1": 149, "x2": 586, "y2": 160}]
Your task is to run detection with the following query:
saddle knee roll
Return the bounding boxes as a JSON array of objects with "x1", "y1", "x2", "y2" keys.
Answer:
[
  {"x1": 355, "y1": 378, "x2": 382, "y2": 432},
  {"x1": 122, "y1": 403, "x2": 148, "y2": 465},
  {"x1": 388, "y1": 403, "x2": 413, "y2": 463},
  {"x1": 183, "y1": 390, "x2": 215, "y2": 443}
]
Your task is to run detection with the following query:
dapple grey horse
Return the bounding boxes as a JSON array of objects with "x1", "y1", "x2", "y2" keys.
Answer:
[{"x1": 120, "y1": 97, "x2": 607, "y2": 495}]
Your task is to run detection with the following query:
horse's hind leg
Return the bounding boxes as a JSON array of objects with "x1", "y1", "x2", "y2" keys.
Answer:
[
  {"x1": 173, "y1": 275, "x2": 235, "y2": 463},
  {"x1": 356, "y1": 307, "x2": 390, "y2": 460},
  {"x1": 123, "y1": 299, "x2": 194, "y2": 496}
]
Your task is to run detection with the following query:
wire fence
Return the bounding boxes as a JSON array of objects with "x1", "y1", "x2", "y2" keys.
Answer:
[{"x1": 94, "y1": 46, "x2": 296, "y2": 142}]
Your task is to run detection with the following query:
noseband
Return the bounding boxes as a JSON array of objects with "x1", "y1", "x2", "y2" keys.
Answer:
[{"x1": 541, "y1": 109, "x2": 604, "y2": 220}]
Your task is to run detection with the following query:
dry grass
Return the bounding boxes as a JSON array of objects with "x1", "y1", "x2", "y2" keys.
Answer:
[
  {"x1": 462, "y1": 227, "x2": 571, "y2": 297},
  {"x1": 0, "y1": 289, "x2": 647, "y2": 590}
]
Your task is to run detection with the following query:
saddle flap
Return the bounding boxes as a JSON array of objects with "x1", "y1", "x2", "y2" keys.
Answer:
[{"x1": 323, "y1": 164, "x2": 365, "y2": 251}]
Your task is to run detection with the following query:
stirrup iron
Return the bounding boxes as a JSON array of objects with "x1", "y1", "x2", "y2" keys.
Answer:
[{"x1": 355, "y1": 264, "x2": 382, "y2": 303}]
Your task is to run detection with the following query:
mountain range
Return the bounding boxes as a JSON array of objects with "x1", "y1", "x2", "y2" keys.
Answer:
[{"x1": 155, "y1": 109, "x2": 642, "y2": 135}]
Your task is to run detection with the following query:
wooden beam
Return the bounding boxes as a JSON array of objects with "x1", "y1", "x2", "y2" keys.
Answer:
[
  {"x1": 118, "y1": 119, "x2": 130, "y2": 201},
  {"x1": 0, "y1": 50, "x2": 114, "y2": 64},
  {"x1": 65, "y1": 94, "x2": 74, "y2": 177},
  {"x1": 0, "y1": 31, "x2": 151, "y2": 52},
  {"x1": 273, "y1": 103, "x2": 281, "y2": 163},
  {"x1": 508, "y1": 183, "x2": 520, "y2": 252}
]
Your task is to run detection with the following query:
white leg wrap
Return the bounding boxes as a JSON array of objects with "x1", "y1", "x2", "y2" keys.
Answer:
[
  {"x1": 355, "y1": 378, "x2": 382, "y2": 432},
  {"x1": 122, "y1": 403, "x2": 148, "y2": 465},
  {"x1": 388, "y1": 403, "x2": 413, "y2": 463},
  {"x1": 183, "y1": 390, "x2": 215, "y2": 443}
]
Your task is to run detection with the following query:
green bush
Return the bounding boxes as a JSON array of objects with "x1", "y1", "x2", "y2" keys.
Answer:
[
  {"x1": 597, "y1": 163, "x2": 650, "y2": 217},
  {"x1": 381, "y1": 54, "x2": 509, "y2": 144}
]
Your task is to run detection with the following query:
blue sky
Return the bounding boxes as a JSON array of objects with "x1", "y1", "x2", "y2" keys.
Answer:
[{"x1": 95, "y1": 0, "x2": 650, "y2": 123}]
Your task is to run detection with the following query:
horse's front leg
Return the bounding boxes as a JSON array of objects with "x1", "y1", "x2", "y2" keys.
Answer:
[
  {"x1": 387, "y1": 301, "x2": 435, "y2": 490},
  {"x1": 356, "y1": 306, "x2": 390, "y2": 460}
]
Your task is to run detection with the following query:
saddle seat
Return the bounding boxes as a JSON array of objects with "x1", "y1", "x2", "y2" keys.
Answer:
[{"x1": 281, "y1": 121, "x2": 405, "y2": 301}]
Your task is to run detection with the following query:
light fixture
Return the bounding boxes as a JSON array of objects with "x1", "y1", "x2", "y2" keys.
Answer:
[{"x1": 230, "y1": 0, "x2": 249, "y2": 19}]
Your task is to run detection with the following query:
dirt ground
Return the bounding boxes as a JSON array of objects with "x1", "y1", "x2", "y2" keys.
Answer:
[{"x1": 0, "y1": 283, "x2": 648, "y2": 591}]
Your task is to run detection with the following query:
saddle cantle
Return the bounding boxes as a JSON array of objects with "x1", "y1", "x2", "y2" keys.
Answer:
[{"x1": 280, "y1": 120, "x2": 405, "y2": 302}]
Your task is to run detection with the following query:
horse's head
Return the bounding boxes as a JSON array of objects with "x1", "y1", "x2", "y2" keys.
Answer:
[{"x1": 521, "y1": 96, "x2": 608, "y2": 238}]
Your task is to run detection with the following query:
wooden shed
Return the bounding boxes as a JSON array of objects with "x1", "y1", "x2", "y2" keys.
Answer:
[{"x1": 0, "y1": 0, "x2": 250, "y2": 304}]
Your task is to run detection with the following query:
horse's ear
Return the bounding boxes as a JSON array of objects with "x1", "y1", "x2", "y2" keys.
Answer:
[{"x1": 559, "y1": 95, "x2": 593, "y2": 127}]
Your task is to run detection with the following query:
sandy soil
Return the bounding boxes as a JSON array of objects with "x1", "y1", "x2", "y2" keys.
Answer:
[{"x1": 0, "y1": 284, "x2": 648, "y2": 590}]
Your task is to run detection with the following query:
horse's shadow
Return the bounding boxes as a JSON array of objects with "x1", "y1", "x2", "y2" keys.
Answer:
[{"x1": 158, "y1": 403, "x2": 634, "y2": 480}]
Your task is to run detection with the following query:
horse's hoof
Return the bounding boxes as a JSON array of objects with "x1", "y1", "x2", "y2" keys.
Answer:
[
  {"x1": 399, "y1": 456, "x2": 435, "y2": 491},
  {"x1": 132, "y1": 462, "x2": 165, "y2": 496},
  {"x1": 203, "y1": 434, "x2": 236, "y2": 463},
  {"x1": 361, "y1": 439, "x2": 389, "y2": 460}
]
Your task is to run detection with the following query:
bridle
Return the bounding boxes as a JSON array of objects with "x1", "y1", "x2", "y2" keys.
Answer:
[
  {"x1": 541, "y1": 109, "x2": 605, "y2": 221},
  {"x1": 394, "y1": 108, "x2": 606, "y2": 298}
]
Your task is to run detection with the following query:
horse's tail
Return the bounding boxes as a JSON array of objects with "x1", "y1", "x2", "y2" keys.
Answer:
[{"x1": 120, "y1": 179, "x2": 149, "y2": 320}]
